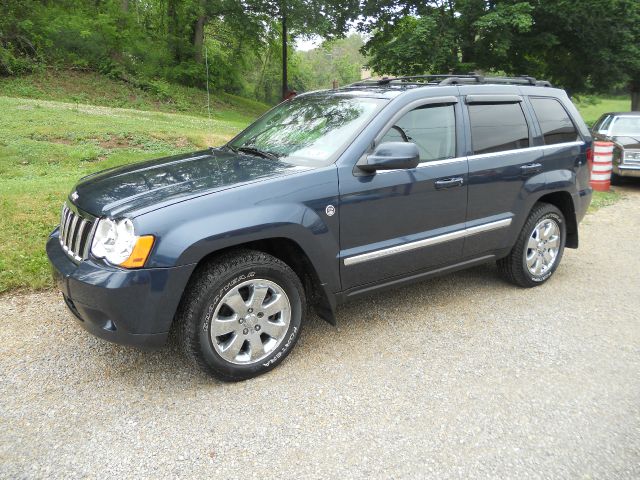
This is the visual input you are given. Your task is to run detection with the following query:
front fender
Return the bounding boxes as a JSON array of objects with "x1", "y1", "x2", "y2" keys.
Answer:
[{"x1": 133, "y1": 166, "x2": 341, "y2": 293}]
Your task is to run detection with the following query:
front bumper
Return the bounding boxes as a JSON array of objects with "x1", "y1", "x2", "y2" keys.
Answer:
[
  {"x1": 47, "y1": 229, "x2": 195, "y2": 349},
  {"x1": 613, "y1": 163, "x2": 640, "y2": 178}
]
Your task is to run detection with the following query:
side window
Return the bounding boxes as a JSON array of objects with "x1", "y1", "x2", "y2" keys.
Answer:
[
  {"x1": 530, "y1": 97, "x2": 580, "y2": 144},
  {"x1": 380, "y1": 104, "x2": 456, "y2": 162},
  {"x1": 468, "y1": 102, "x2": 529, "y2": 154}
]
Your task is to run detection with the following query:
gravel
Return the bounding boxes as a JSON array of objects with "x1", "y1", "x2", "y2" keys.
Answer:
[{"x1": 1, "y1": 186, "x2": 639, "y2": 479}]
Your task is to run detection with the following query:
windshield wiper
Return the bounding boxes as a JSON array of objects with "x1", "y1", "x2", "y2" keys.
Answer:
[{"x1": 230, "y1": 145, "x2": 280, "y2": 161}]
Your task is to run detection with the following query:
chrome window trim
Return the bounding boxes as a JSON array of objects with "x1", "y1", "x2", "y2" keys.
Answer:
[
  {"x1": 373, "y1": 156, "x2": 467, "y2": 175},
  {"x1": 467, "y1": 141, "x2": 584, "y2": 160},
  {"x1": 344, "y1": 218, "x2": 512, "y2": 266},
  {"x1": 374, "y1": 141, "x2": 585, "y2": 173}
]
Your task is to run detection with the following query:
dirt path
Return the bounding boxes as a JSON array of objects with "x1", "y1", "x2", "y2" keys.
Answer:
[{"x1": 1, "y1": 185, "x2": 639, "y2": 479}]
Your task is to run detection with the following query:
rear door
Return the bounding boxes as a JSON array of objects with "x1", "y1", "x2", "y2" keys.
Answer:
[
  {"x1": 461, "y1": 91, "x2": 542, "y2": 258},
  {"x1": 338, "y1": 97, "x2": 468, "y2": 290}
]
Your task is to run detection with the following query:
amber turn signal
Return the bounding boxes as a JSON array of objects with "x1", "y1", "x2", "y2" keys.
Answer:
[{"x1": 119, "y1": 235, "x2": 155, "y2": 269}]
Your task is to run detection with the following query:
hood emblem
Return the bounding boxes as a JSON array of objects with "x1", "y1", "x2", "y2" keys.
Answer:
[{"x1": 71, "y1": 191, "x2": 79, "y2": 202}]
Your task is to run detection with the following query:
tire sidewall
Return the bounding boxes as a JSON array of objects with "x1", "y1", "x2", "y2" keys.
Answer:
[
  {"x1": 195, "y1": 262, "x2": 303, "y2": 379},
  {"x1": 523, "y1": 209, "x2": 566, "y2": 284}
]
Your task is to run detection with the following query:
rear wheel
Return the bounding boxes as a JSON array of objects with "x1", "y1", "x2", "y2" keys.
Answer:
[
  {"x1": 176, "y1": 250, "x2": 305, "y2": 381},
  {"x1": 498, "y1": 203, "x2": 566, "y2": 288}
]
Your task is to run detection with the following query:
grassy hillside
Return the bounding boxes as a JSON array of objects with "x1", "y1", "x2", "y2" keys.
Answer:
[
  {"x1": 0, "y1": 69, "x2": 269, "y2": 119},
  {"x1": 0, "y1": 72, "x2": 630, "y2": 293}
]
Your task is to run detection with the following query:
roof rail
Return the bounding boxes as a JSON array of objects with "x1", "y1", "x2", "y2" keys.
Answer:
[{"x1": 350, "y1": 74, "x2": 552, "y2": 88}]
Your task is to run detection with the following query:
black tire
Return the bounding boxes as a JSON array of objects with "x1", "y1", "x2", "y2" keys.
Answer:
[
  {"x1": 176, "y1": 249, "x2": 305, "y2": 381},
  {"x1": 497, "y1": 203, "x2": 566, "y2": 288}
]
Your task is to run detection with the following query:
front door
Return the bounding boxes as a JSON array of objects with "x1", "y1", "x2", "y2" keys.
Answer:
[{"x1": 338, "y1": 100, "x2": 468, "y2": 290}]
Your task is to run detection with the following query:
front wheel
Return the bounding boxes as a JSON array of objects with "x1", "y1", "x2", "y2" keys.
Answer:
[
  {"x1": 497, "y1": 203, "x2": 566, "y2": 288},
  {"x1": 176, "y1": 250, "x2": 305, "y2": 381}
]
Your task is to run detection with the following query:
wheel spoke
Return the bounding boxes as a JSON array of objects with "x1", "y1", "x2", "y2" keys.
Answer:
[
  {"x1": 247, "y1": 333, "x2": 265, "y2": 360},
  {"x1": 261, "y1": 320, "x2": 287, "y2": 339},
  {"x1": 261, "y1": 294, "x2": 287, "y2": 318},
  {"x1": 527, "y1": 236, "x2": 538, "y2": 250},
  {"x1": 250, "y1": 285, "x2": 270, "y2": 309},
  {"x1": 212, "y1": 316, "x2": 239, "y2": 337},
  {"x1": 538, "y1": 222, "x2": 550, "y2": 240},
  {"x1": 224, "y1": 291, "x2": 248, "y2": 315},
  {"x1": 543, "y1": 249, "x2": 554, "y2": 264},
  {"x1": 547, "y1": 236, "x2": 560, "y2": 249},
  {"x1": 526, "y1": 252, "x2": 537, "y2": 268},
  {"x1": 221, "y1": 334, "x2": 244, "y2": 360},
  {"x1": 533, "y1": 257, "x2": 543, "y2": 275}
]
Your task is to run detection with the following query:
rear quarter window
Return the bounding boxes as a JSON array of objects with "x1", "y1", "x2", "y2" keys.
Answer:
[{"x1": 530, "y1": 97, "x2": 580, "y2": 145}]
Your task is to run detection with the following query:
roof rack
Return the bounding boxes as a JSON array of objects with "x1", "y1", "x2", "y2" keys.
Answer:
[{"x1": 350, "y1": 74, "x2": 552, "y2": 88}]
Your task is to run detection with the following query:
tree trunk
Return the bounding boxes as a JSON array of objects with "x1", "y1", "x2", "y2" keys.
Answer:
[
  {"x1": 121, "y1": 0, "x2": 129, "y2": 12},
  {"x1": 167, "y1": 0, "x2": 181, "y2": 62},
  {"x1": 632, "y1": 83, "x2": 640, "y2": 111},
  {"x1": 282, "y1": 12, "x2": 288, "y2": 100},
  {"x1": 193, "y1": 14, "x2": 206, "y2": 63}
]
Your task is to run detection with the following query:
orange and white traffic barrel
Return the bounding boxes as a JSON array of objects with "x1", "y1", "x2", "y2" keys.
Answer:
[{"x1": 590, "y1": 141, "x2": 614, "y2": 192}]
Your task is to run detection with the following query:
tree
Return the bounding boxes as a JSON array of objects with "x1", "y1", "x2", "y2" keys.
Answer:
[
  {"x1": 245, "y1": 0, "x2": 360, "y2": 98},
  {"x1": 361, "y1": 0, "x2": 640, "y2": 106}
]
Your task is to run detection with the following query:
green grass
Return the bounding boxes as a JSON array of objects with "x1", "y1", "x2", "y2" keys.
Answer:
[
  {"x1": 573, "y1": 95, "x2": 631, "y2": 126},
  {"x1": 0, "y1": 69, "x2": 268, "y2": 119},
  {"x1": 588, "y1": 189, "x2": 623, "y2": 214}
]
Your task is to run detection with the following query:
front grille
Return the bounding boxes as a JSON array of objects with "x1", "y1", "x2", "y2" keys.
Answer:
[
  {"x1": 59, "y1": 204, "x2": 94, "y2": 262},
  {"x1": 623, "y1": 150, "x2": 640, "y2": 165}
]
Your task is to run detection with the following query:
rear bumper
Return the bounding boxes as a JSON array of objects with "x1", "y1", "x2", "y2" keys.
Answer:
[{"x1": 47, "y1": 229, "x2": 195, "y2": 349}]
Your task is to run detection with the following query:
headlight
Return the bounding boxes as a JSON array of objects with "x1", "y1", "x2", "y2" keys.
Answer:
[{"x1": 91, "y1": 218, "x2": 154, "y2": 268}]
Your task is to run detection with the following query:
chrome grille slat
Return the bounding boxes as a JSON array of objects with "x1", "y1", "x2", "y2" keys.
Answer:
[
  {"x1": 61, "y1": 207, "x2": 72, "y2": 245},
  {"x1": 75, "y1": 219, "x2": 88, "y2": 254},
  {"x1": 58, "y1": 203, "x2": 94, "y2": 262},
  {"x1": 68, "y1": 215, "x2": 79, "y2": 252}
]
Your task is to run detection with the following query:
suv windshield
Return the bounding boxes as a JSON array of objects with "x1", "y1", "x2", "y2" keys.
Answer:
[{"x1": 228, "y1": 94, "x2": 387, "y2": 166}]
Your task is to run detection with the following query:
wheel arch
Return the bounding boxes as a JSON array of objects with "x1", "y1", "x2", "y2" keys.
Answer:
[
  {"x1": 536, "y1": 190, "x2": 578, "y2": 248},
  {"x1": 179, "y1": 237, "x2": 337, "y2": 325}
]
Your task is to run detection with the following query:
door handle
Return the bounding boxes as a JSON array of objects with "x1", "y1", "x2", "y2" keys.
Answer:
[
  {"x1": 520, "y1": 163, "x2": 543, "y2": 175},
  {"x1": 434, "y1": 177, "x2": 464, "y2": 189}
]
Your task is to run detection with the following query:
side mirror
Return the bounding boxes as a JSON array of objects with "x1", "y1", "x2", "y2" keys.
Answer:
[{"x1": 359, "y1": 142, "x2": 420, "y2": 172}]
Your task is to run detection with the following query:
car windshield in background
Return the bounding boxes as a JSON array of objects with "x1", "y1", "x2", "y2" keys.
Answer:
[
  {"x1": 611, "y1": 116, "x2": 640, "y2": 136},
  {"x1": 228, "y1": 95, "x2": 387, "y2": 167}
]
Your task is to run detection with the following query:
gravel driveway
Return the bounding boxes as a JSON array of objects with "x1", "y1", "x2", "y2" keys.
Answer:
[{"x1": 2, "y1": 186, "x2": 639, "y2": 479}]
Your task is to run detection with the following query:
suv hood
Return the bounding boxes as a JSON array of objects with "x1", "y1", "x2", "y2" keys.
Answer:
[{"x1": 71, "y1": 148, "x2": 307, "y2": 217}]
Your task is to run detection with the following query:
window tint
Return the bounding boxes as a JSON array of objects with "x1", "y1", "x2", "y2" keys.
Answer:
[
  {"x1": 380, "y1": 104, "x2": 456, "y2": 162},
  {"x1": 468, "y1": 103, "x2": 529, "y2": 154},
  {"x1": 530, "y1": 98, "x2": 580, "y2": 145}
]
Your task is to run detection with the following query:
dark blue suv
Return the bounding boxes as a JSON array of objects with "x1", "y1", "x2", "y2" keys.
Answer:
[{"x1": 47, "y1": 75, "x2": 593, "y2": 380}]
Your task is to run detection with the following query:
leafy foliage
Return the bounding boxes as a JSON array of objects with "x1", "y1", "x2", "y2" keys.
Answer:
[
  {"x1": 361, "y1": 0, "x2": 640, "y2": 103},
  {"x1": 0, "y1": 0, "x2": 362, "y2": 103}
]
